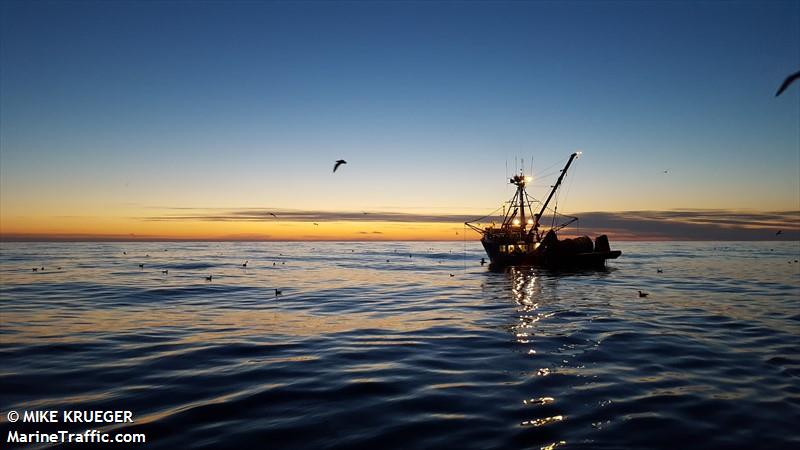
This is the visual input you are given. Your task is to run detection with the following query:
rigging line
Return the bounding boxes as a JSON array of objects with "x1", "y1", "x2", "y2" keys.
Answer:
[
  {"x1": 532, "y1": 156, "x2": 569, "y2": 179},
  {"x1": 465, "y1": 205, "x2": 504, "y2": 224}
]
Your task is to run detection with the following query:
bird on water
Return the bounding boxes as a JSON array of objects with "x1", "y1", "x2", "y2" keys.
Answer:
[
  {"x1": 638, "y1": 290, "x2": 649, "y2": 298},
  {"x1": 275, "y1": 289, "x2": 282, "y2": 296},
  {"x1": 205, "y1": 275, "x2": 213, "y2": 282},
  {"x1": 242, "y1": 260, "x2": 248, "y2": 267},
  {"x1": 333, "y1": 160, "x2": 347, "y2": 172}
]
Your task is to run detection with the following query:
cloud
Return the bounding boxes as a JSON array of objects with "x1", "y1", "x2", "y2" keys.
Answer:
[
  {"x1": 134, "y1": 207, "x2": 800, "y2": 240},
  {"x1": 4, "y1": 209, "x2": 796, "y2": 241},
  {"x1": 573, "y1": 210, "x2": 799, "y2": 240},
  {"x1": 141, "y1": 208, "x2": 480, "y2": 224}
]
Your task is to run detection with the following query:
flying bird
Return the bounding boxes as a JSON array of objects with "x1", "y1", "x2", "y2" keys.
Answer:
[
  {"x1": 775, "y1": 70, "x2": 800, "y2": 97},
  {"x1": 268, "y1": 212, "x2": 278, "y2": 219},
  {"x1": 313, "y1": 223, "x2": 319, "y2": 227},
  {"x1": 333, "y1": 160, "x2": 347, "y2": 173},
  {"x1": 663, "y1": 169, "x2": 669, "y2": 174}
]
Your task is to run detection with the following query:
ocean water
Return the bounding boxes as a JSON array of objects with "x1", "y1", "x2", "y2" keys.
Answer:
[{"x1": 1, "y1": 241, "x2": 799, "y2": 449}]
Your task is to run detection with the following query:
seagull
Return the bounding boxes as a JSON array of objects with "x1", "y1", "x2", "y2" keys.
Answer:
[
  {"x1": 775, "y1": 70, "x2": 800, "y2": 97},
  {"x1": 638, "y1": 290, "x2": 649, "y2": 298},
  {"x1": 657, "y1": 268, "x2": 663, "y2": 273},
  {"x1": 449, "y1": 273, "x2": 455, "y2": 277},
  {"x1": 205, "y1": 275, "x2": 213, "y2": 282},
  {"x1": 333, "y1": 159, "x2": 347, "y2": 173},
  {"x1": 162, "y1": 269, "x2": 169, "y2": 274},
  {"x1": 242, "y1": 260, "x2": 248, "y2": 267},
  {"x1": 139, "y1": 264, "x2": 144, "y2": 269},
  {"x1": 275, "y1": 288, "x2": 282, "y2": 296}
]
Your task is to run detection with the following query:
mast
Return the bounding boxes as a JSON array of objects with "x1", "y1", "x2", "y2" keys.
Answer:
[
  {"x1": 519, "y1": 170, "x2": 526, "y2": 232},
  {"x1": 534, "y1": 152, "x2": 580, "y2": 231}
]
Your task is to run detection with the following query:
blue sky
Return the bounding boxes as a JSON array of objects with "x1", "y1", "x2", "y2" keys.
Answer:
[{"x1": 1, "y1": 0, "x2": 798, "y2": 239}]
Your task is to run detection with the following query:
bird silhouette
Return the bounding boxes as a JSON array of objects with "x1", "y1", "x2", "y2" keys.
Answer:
[
  {"x1": 480, "y1": 258, "x2": 486, "y2": 266},
  {"x1": 162, "y1": 269, "x2": 169, "y2": 274},
  {"x1": 663, "y1": 169, "x2": 669, "y2": 174},
  {"x1": 139, "y1": 264, "x2": 144, "y2": 269},
  {"x1": 333, "y1": 160, "x2": 347, "y2": 172},
  {"x1": 657, "y1": 268, "x2": 663, "y2": 273},
  {"x1": 776, "y1": 230, "x2": 783, "y2": 236},
  {"x1": 313, "y1": 223, "x2": 319, "y2": 227},
  {"x1": 275, "y1": 288, "x2": 282, "y2": 296},
  {"x1": 449, "y1": 273, "x2": 455, "y2": 277},
  {"x1": 638, "y1": 290, "x2": 649, "y2": 298},
  {"x1": 32, "y1": 268, "x2": 38, "y2": 272},
  {"x1": 269, "y1": 212, "x2": 278, "y2": 219},
  {"x1": 775, "y1": 70, "x2": 800, "y2": 97},
  {"x1": 205, "y1": 275, "x2": 213, "y2": 282},
  {"x1": 242, "y1": 260, "x2": 248, "y2": 267}
]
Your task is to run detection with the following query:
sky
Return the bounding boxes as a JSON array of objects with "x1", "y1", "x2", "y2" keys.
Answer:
[{"x1": 1, "y1": 0, "x2": 798, "y2": 241}]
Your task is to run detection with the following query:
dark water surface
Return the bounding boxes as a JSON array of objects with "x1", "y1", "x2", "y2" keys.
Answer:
[{"x1": 1, "y1": 241, "x2": 799, "y2": 449}]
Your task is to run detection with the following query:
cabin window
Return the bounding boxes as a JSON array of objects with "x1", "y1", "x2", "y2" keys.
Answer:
[
  {"x1": 499, "y1": 245, "x2": 506, "y2": 253},
  {"x1": 519, "y1": 244, "x2": 527, "y2": 252},
  {"x1": 507, "y1": 245, "x2": 514, "y2": 252}
]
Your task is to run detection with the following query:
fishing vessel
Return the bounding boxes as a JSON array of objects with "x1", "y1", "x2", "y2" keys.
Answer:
[{"x1": 466, "y1": 152, "x2": 621, "y2": 269}]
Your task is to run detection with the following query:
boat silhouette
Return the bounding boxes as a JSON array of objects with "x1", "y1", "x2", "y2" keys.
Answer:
[{"x1": 466, "y1": 152, "x2": 621, "y2": 269}]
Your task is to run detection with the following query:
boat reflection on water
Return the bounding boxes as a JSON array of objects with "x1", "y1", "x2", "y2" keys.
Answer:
[{"x1": 499, "y1": 266, "x2": 571, "y2": 448}]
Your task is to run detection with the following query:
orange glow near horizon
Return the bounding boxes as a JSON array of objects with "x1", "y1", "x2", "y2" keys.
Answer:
[{"x1": 0, "y1": 217, "x2": 474, "y2": 241}]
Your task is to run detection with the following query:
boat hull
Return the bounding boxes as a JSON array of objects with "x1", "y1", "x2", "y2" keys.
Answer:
[{"x1": 481, "y1": 238, "x2": 621, "y2": 269}]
